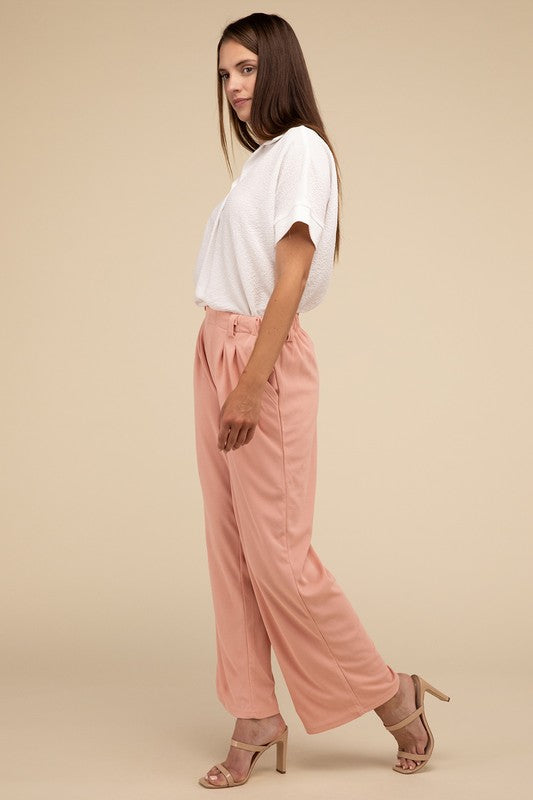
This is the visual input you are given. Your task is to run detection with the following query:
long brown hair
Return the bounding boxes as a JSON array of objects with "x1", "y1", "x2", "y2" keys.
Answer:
[{"x1": 216, "y1": 13, "x2": 342, "y2": 263}]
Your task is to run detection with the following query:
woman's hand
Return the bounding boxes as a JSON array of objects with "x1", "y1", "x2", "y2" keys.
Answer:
[{"x1": 217, "y1": 380, "x2": 265, "y2": 452}]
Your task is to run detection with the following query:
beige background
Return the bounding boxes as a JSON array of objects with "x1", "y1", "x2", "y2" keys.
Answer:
[{"x1": 1, "y1": 1, "x2": 532, "y2": 798}]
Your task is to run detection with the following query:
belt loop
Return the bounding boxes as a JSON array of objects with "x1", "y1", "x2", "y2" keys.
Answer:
[
  {"x1": 286, "y1": 312, "x2": 299, "y2": 341},
  {"x1": 227, "y1": 313, "x2": 238, "y2": 337}
]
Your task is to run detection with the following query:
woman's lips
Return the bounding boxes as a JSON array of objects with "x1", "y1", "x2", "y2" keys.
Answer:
[{"x1": 234, "y1": 98, "x2": 250, "y2": 107}]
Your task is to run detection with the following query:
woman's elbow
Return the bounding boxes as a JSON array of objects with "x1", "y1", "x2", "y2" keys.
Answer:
[{"x1": 275, "y1": 221, "x2": 315, "y2": 283}]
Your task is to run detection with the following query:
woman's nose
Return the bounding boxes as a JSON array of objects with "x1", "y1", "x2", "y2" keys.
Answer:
[{"x1": 226, "y1": 75, "x2": 243, "y2": 93}]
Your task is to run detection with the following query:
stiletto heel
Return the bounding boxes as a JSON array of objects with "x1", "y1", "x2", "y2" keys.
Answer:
[
  {"x1": 419, "y1": 676, "x2": 451, "y2": 703},
  {"x1": 276, "y1": 727, "x2": 288, "y2": 773},
  {"x1": 198, "y1": 725, "x2": 289, "y2": 788},
  {"x1": 383, "y1": 674, "x2": 450, "y2": 774}
]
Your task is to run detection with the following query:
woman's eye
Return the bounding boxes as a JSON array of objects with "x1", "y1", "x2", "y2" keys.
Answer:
[{"x1": 220, "y1": 66, "x2": 255, "y2": 81}]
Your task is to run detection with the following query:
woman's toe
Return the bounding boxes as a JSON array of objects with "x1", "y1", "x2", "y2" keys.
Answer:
[{"x1": 207, "y1": 767, "x2": 225, "y2": 785}]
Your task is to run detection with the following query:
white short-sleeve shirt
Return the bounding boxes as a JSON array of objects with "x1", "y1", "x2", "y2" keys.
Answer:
[{"x1": 193, "y1": 124, "x2": 338, "y2": 316}]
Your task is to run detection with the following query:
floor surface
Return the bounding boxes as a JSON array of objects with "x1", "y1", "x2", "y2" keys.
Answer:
[{"x1": 1, "y1": 669, "x2": 529, "y2": 800}]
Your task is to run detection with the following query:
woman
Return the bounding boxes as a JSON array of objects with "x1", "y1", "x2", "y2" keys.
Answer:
[{"x1": 193, "y1": 12, "x2": 450, "y2": 789}]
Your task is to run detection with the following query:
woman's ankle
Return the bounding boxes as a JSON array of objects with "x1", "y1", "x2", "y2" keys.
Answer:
[{"x1": 237, "y1": 712, "x2": 282, "y2": 722}]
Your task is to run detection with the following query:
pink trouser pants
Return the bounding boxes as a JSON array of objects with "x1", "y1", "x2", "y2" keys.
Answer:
[{"x1": 193, "y1": 305, "x2": 399, "y2": 734}]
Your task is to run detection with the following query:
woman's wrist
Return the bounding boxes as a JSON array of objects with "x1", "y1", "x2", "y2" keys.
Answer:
[{"x1": 238, "y1": 368, "x2": 270, "y2": 394}]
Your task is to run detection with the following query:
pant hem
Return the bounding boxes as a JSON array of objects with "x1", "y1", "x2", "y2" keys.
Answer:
[
  {"x1": 221, "y1": 705, "x2": 282, "y2": 719},
  {"x1": 304, "y1": 674, "x2": 401, "y2": 734}
]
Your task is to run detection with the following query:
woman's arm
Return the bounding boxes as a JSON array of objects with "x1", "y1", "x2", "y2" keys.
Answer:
[{"x1": 217, "y1": 221, "x2": 315, "y2": 452}]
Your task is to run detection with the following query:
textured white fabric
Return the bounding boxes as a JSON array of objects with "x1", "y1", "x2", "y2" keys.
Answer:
[{"x1": 193, "y1": 124, "x2": 338, "y2": 316}]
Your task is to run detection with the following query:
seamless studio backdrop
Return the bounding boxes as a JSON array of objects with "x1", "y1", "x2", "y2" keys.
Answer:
[{"x1": 1, "y1": 2, "x2": 531, "y2": 799}]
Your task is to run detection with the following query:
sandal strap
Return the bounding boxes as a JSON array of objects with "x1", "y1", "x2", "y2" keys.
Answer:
[
  {"x1": 397, "y1": 750, "x2": 429, "y2": 760},
  {"x1": 230, "y1": 738, "x2": 268, "y2": 752},
  {"x1": 214, "y1": 763, "x2": 234, "y2": 786},
  {"x1": 383, "y1": 705, "x2": 423, "y2": 731}
]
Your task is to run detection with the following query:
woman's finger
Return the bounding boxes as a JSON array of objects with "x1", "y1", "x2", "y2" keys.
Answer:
[
  {"x1": 233, "y1": 427, "x2": 250, "y2": 449},
  {"x1": 243, "y1": 426, "x2": 255, "y2": 445},
  {"x1": 221, "y1": 422, "x2": 237, "y2": 452}
]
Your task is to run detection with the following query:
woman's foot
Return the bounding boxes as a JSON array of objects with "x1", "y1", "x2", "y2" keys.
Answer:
[
  {"x1": 203, "y1": 713, "x2": 286, "y2": 786},
  {"x1": 374, "y1": 672, "x2": 429, "y2": 771}
]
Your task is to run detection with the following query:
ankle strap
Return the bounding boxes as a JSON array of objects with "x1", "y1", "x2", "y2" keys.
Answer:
[
  {"x1": 383, "y1": 705, "x2": 423, "y2": 731},
  {"x1": 231, "y1": 739, "x2": 269, "y2": 752}
]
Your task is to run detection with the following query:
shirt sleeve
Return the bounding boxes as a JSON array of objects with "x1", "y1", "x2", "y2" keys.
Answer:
[{"x1": 273, "y1": 127, "x2": 334, "y2": 250}]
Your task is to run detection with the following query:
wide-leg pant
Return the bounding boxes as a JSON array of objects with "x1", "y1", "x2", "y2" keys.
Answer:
[{"x1": 192, "y1": 305, "x2": 399, "y2": 734}]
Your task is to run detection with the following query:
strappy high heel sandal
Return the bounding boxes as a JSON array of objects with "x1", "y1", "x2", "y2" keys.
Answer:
[
  {"x1": 198, "y1": 725, "x2": 288, "y2": 789},
  {"x1": 383, "y1": 674, "x2": 450, "y2": 774}
]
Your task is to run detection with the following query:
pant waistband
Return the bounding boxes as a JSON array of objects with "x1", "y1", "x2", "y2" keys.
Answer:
[{"x1": 203, "y1": 305, "x2": 301, "y2": 341}]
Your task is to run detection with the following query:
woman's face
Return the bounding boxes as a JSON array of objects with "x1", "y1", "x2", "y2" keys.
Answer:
[{"x1": 218, "y1": 39, "x2": 258, "y2": 126}]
